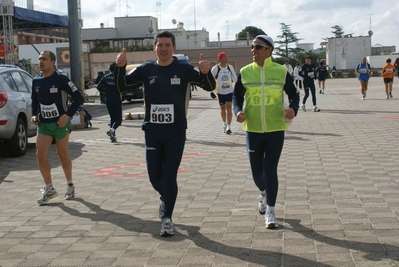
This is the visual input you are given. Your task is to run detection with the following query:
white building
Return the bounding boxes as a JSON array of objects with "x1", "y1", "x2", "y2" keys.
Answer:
[
  {"x1": 326, "y1": 36, "x2": 371, "y2": 69},
  {"x1": 82, "y1": 17, "x2": 209, "y2": 49}
]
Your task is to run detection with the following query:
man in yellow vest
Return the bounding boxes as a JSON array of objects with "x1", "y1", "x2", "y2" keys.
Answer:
[{"x1": 233, "y1": 35, "x2": 300, "y2": 229}]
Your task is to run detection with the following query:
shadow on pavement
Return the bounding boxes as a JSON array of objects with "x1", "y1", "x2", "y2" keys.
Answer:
[
  {"x1": 285, "y1": 218, "x2": 399, "y2": 263},
  {"x1": 55, "y1": 198, "x2": 334, "y2": 267},
  {"x1": 0, "y1": 142, "x2": 85, "y2": 185}
]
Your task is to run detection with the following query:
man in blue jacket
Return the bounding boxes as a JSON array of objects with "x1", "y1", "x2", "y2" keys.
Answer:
[
  {"x1": 97, "y1": 62, "x2": 122, "y2": 142},
  {"x1": 31, "y1": 51, "x2": 83, "y2": 205},
  {"x1": 115, "y1": 31, "x2": 215, "y2": 237}
]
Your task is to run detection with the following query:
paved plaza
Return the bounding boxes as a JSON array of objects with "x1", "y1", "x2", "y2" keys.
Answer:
[{"x1": 0, "y1": 76, "x2": 398, "y2": 267}]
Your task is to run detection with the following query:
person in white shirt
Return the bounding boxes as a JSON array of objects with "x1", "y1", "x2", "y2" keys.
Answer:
[
  {"x1": 293, "y1": 62, "x2": 303, "y2": 89},
  {"x1": 211, "y1": 52, "x2": 237, "y2": 134},
  {"x1": 283, "y1": 60, "x2": 293, "y2": 76}
]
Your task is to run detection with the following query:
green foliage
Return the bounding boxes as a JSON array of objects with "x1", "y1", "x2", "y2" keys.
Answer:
[
  {"x1": 90, "y1": 44, "x2": 153, "y2": 53},
  {"x1": 236, "y1": 26, "x2": 266, "y2": 40},
  {"x1": 274, "y1": 23, "x2": 303, "y2": 59},
  {"x1": 295, "y1": 50, "x2": 326, "y2": 66},
  {"x1": 331, "y1": 25, "x2": 344, "y2": 38}
]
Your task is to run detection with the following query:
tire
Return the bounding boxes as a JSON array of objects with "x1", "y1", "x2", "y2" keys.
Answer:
[{"x1": 7, "y1": 118, "x2": 28, "y2": 157}]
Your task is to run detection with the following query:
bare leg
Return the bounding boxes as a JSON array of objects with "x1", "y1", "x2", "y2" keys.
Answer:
[
  {"x1": 36, "y1": 134, "x2": 55, "y2": 184},
  {"x1": 225, "y1": 102, "x2": 233, "y2": 125},
  {"x1": 55, "y1": 133, "x2": 72, "y2": 182}
]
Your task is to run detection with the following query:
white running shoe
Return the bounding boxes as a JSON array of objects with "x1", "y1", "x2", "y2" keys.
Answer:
[
  {"x1": 313, "y1": 106, "x2": 320, "y2": 112},
  {"x1": 106, "y1": 129, "x2": 117, "y2": 142},
  {"x1": 160, "y1": 218, "x2": 175, "y2": 236},
  {"x1": 301, "y1": 104, "x2": 306, "y2": 112},
  {"x1": 65, "y1": 184, "x2": 75, "y2": 200},
  {"x1": 265, "y1": 211, "x2": 279, "y2": 229},
  {"x1": 37, "y1": 187, "x2": 58, "y2": 205}
]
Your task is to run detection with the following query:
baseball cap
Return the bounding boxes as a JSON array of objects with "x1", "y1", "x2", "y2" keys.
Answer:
[
  {"x1": 255, "y1": 35, "x2": 274, "y2": 49},
  {"x1": 306, "y1": 56, "x2": 312, "y2": 60},
  {"x1": 218, "y1": 52, "x2": 227, "y2": 61}
]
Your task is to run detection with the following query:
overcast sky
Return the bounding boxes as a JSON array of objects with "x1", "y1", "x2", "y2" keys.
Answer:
[{"x1": 32, "y1": 0, "x2": 399, "y2": 52}]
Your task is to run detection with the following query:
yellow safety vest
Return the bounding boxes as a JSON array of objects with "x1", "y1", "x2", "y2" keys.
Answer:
[{"x1": 240, "y1": 57, "x2": 287, "y2": 133}]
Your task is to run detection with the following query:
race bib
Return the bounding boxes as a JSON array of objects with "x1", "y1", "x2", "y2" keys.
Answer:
[
  {"x1": 40, "y1": 103, "x2": 60, "y2": 119},
  {"x1": 220, "y1": 82, "x2": 231, "y2": 90},
  {"x1": 308, "y1": 71, "x2": 314, "y2": 78},
  {"x1": 150, "y1": 104, "x2": 174, "y2": 124},
  {"x1": 386, "y1": 68, "x2": 393, "y2": 73},
  {"x1": 360, "y1": 68, "x2": 367, "y2": 73}
]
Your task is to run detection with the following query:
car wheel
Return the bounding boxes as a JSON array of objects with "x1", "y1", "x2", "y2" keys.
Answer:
[{"x1": 7, "y1": 118, "x2": 28, "y2": 157}]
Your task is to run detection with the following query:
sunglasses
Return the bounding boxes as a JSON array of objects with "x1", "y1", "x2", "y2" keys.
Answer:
[{"x1": 251, "y1": 44, "x2": 271, "y2": 50}]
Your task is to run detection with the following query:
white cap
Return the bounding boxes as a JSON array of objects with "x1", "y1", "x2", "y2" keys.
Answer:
[{"x1": 255, "y1": 35, "x2": 274, "y2": 49}]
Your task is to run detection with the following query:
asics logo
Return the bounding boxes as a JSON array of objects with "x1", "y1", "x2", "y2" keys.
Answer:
[{"x1": 152, "y1": 106, "x2": 170, "y2": 112}]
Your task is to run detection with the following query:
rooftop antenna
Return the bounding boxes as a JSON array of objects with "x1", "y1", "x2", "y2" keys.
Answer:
[
  {"x1": 369, "y1": 14, "x2": 373, "y2": 31},
  {"x1": 126, "y1": 0, "x2": 131, "y2": 16},
  {"x1": 226, "y1": 20, "x2": 230, "y2": 40},
  {"x1": 156, "y1": 1, "x2": 161, "y2": 29},
  {"x1": 193, "y1": 0, "x2": 197, "y2": 45}
]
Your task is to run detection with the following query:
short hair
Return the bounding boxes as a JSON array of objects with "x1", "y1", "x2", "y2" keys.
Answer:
[
  {"x1": 386, "y1": 58, "x2": 391, "y2": 63},
  {"x1": 154, "y1": 31, "x2": 176, "y2": 46},
  {"x1": 42, "y1": 50, "x2": 56, "y2": 62},
  {"x1": 109, "y1": 62, "x2": 117, "y2": 72}
]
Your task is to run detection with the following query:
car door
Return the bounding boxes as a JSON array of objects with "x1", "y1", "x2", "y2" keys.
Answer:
[
  {"x1": 9, "y1": 71, "x2": 36, "y2": 135},
  {"x1": 18, "y1": 71, "x2": 36, "y2": 135}
]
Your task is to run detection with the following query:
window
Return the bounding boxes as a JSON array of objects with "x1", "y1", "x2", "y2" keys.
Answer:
[
  {"x1": 0, "y1": 73, "x2": 17, "y2": 92},
  {"x1": 10, "y1": 71, "x2": 29, "y2": 92},
  {"x1": 20, "y1": 72, "x2": 33, "y2": 93}
]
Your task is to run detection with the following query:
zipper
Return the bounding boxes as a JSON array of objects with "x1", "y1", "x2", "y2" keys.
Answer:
[{"x1": 261, "y1": 66, "x2": 266, "y2": 132}]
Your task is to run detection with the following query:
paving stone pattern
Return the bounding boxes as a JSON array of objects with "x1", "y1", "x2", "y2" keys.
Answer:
[{"x1": 0, "y1": 77, "x2": 398, "y2": 266}]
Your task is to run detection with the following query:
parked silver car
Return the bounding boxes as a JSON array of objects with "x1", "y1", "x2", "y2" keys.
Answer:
[{"x1": 0, "y1": 65, "x2": 36, "y2": 156}]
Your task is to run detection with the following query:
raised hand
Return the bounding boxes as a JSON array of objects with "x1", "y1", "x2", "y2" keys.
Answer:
[
  {"x1": 198, "y1": 53, "x2": 210, "y2": 74},
  {"x1": 116, "y1": 48, "x2": 127, "y2": 67}
]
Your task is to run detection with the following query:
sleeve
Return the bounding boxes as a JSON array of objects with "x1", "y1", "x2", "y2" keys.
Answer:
[
  {"x1": 96, "y1": 76, "x2": 106, "y2": 93},
  {"x1": 298, "y1": 64, "x2": 305, "y2": 78},
  {"x1": 31, "y1": 79, "x2": 39, "y2": 117},
  {"x1": 232, "y1": 74, "x2": 245, "y2": 116},
  {"x1": 210, "y1": 65, "x2": 218, "y2": 77},
  {"x1": 283, "y1": 74, "x2": 300, "y2": 116},
  {"x1": 62, "y1": 76, "x2": 83, "y2": 117},
  {"x1": 193, "y1": 71, "x2": 216, "y2": 92},
  {"x1": 230, "y1": 65, "x2": 238, "y2": 83},
  {"x1": 114, "y1": 65, "x2": 143, "y2": 93}
]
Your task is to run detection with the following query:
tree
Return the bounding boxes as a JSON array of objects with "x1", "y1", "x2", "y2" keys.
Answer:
[
  {"x1": 295, "y1": 50, "x2": 324, "y2": 66},
  {"x1": 236, "y1": 26, "x2": 266, "y2": 40},
  {"x1": 331, "y1": 25, "x2": 344, "y2": 38},
  {"x1": 274, "y1": 23, "x2": 303, "y2": 59}
]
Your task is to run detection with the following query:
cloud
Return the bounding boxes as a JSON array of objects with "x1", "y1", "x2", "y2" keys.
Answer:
[{"x1": 31, "y1": 0, "x2": 399, "y2": 51}]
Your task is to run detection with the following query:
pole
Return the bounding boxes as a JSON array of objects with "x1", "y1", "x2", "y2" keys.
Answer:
[{"x1": 67, "y1": 0, "x2": 83, "y2": 93}]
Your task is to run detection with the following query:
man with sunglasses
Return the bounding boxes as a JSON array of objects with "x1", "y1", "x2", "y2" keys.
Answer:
[{"x1": 233, "y1": 35, "x2": 299, "y2": 229}]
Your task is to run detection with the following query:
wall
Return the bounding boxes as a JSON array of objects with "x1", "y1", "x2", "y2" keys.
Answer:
[{"x1": 326, "y1": 36, "x2": 371, "y2": 69}]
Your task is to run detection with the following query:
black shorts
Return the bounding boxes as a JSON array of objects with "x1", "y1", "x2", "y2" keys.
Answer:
[
  {"x1": 217, "y1": 93, "x2": 233, "y2": 105},
  {"x1": 384, "y1": 78, "x2": 393, "y2": 83}
]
